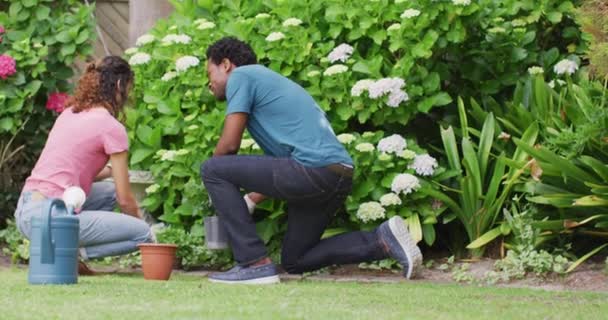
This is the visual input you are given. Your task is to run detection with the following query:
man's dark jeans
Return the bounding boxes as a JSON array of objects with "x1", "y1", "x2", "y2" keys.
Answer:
[{"x1": 201, "y1": 156, "x2": 386, "y2": 274}]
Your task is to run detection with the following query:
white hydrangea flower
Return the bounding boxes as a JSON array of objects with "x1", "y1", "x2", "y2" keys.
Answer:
[
  {"x1": 387, "y1": 90, "x2": 409, "y2": 107},
  {"x1": 187, "y1": 125, "x2": 199, "y2": 131},
  {"x1": 124, "y1": 47, "x2": 138, "y2": 55},
  {"x1": 355, "y1": 142, "x2": 375, "y2": 152},
  {"x1": 362, "y1": 131, "x2": 375, "y2": 138},
  {"x1": 323, "y1": 64, "x2": 348, "y2": 76},
  {"x1": 255, "y1": 13, "x2": 271, "y2": 19},
  {"x1": 307, "y1": 70, "x2": 321, "y2": 77},
  {"x1": 409, "y1": 154, "x2": 438, "y2": 176},
  {"x1": 377, "y1": 134, "x2": 407, "y2": 154},
  {"x1": 356, "y1": 202, "x2": 386, "y2": 223},
  {"x1": 282, "y1": 18, "x2": 303, "y2": 27},
  {"x1": 391, "y1": 173, "x2": 421, "y2": 195},
  {"x1": 398, "y1": 149, "x2": 416, "y2": 159},
  {"x1": 452, "y1": 0, "x2": 471, "y2": 5},
  {"x1": 145, "y1": 184, "x2": 160, "y2": 194},
  {"x1": 511, "y1": 19, "x2": 526, "y2": 27},
  {"x1": 176, "y1": 149, "x2": 190, "y2": 156},
  {"x1": 266, "y1": 32, "x2": 285, "y2": 42},
  {"x1": 161, "y1": 150, "x2": 177, "y2": 161},
  {"x1": 194, "y1": 18, "x2": 208, "y2": 24},
  {"x1": 488, "y1": 27, "x2": 506, "y2": 34},
  {"x1": 553, "y1": 59, "x2": 578, "y2": 76},
  {"x1": 156, "y1": 149, "x2": 167, "y2": 157},
  {"x1": 380, "y1": 193, "x2": 402, "y2": 207},
  {"x1": 387, "y1": 23, "x2": 402, "y2": 31},
  {"x1": 401, "y1": 9, "x2": 421, "y2": 19},
  {"x1": 327, "y1": 43, "x2": 354, "y2": 63},
  {"x1": 252, "y1": 142, "x2": 261, "y2": 150},
  {"x1": 161, "y1": 71, "x2": 178, "y2": 81},
  {"x1": 368, "y1": 77, "x2": 405, "y2": 99},
  {"x1": 337, "y1": 133, "x2": 356, "y2": 144},
  {"x1": 351, "y1": 79, "x2": 374, "y2": 97},
  {"x1": 128, "y1": 52, "x2": 151, "y2": 66},
  {"x1": 135, "y1": 34, "x2": 155, "y2": 46},
  {"x1": 528, "y1": 66, "x2": 544, "y2": 75},
  {"x1": 162, "y1": 34, "x2": 192, "y2": 45},
  {"x1": 176, "y1": 56, "x2": 200, "y2": 72},
  {"x1": 197, "y1": 21, "x2": 216, "y2": 30},
  {"x1": 241, "y1": 139, "x2": 256, "y2": 149},
  {"x1": 378, "y1": 153, "x2": 392, "y2": 161},
  {"x1": 548, "y1": 79, "x2": 567, "y2": 88}
]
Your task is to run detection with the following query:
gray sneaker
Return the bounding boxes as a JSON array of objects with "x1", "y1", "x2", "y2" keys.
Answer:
[
  {"x1": 377, "y1": 216, "x2": 423, "y2": 279},
  {"x1": 208, "y1": 263, "x2": 280, "y2": 285}
]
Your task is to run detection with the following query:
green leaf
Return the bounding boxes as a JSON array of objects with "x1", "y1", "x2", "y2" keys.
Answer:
[
  {"x1": 56, "y1": 31, "x2": 71, "y2": 43},
  {"x1": 477, "y1": 113, "x2": 495, "y2": 180},
  {"x1": 466, "y1": 226, "x2": 502, "y2": 249},
  {"x1": 76, "y1": 30, "x2": 90, "y2": 44},
  {"x1": 579, "y1": 156, "x2": 608, "y2": 181},
  {"x1": 9, "y1": 2, "x2": 22, "y2": 17},
  {"x1": 24, "y1": 80, "x2": 42, "y2": 96},
  {"x1": 440, "y1": 126, "x2": 461, "y2": 172},
  {"x1": 510, "y1": 48, "x2": 527, "y2": 62},
  {"x1": 482, "y1": 155, "x2": 506, "y2": 210},
  {"x1": 0, "y1": 118, "x2": 14, "y2": 132},
  {"x1": 36, "y1": 5, "x2": 50, "y2": 20},
  {"x1": 566, "y1": 243, "x2": 608, "y2": 273},
  {"x1": 422, "y1": 224, "x2": 436, "y2": 246},
  {"x1": 462, "y1": 138, "x2": 482, "y2": 197},
  {"x1": 546, "y1": 12, "x2": 563, "y2": 24},
  {"x1": 60, "y1": 44, "x2": 76, "y2": 56},
  {"x1": 22, "y1": 0, "x2": 37, "y2": 7},
  {"x1": 406, "y1": 214, "x2": 422, "y2": 243},
  {"x1": 130, "y1": 148, "x2": 154, "y2": 165},
  {"x1": 352, "y1": 61, "x2": 372, "y2": 75},
  {"x1": 256, "y1": 219, "x2": 279, "y2": 244},
  {"x1": 513, "y1": 139, "x2": 599, "y2": 184},
  {"x1": 352, "y1": 179, "x2": 374, "y2": 198}
]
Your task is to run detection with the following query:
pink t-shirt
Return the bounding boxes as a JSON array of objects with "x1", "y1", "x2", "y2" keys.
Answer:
[{"x1": 23, "y1": 107, "x2": 128, "y2": 198}]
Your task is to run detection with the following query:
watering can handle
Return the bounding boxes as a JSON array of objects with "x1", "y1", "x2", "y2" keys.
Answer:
[{"x1": 40, "y1": 199, "x2": 68, "y2": 264}]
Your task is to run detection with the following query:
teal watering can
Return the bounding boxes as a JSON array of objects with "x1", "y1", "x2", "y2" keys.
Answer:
[{"x1": 28, "y1": 188, "x2": 83, "y2": 285}]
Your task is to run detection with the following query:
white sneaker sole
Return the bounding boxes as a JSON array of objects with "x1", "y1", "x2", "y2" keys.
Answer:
[
  {"x1": 388, "y1": 216, "x2": 423, "y2": 279},
  {"x1": 208, "y1": 275, "x2": 280, "y2": 285}
]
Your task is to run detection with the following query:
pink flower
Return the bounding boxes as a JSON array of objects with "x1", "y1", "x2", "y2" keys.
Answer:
[
  {"x1": 46, "y1": 92, "x2": 70, "y2": 113},
  {"x1": 0, "y1": 55, "x2": 16, "y2": 79},
  {"x1": 0, "y1": 25, "x2": 4, "y2": 34}
]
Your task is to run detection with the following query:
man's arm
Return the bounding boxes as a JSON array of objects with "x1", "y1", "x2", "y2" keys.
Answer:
[{"x1": 214, "y1": 113, "x2": 248, "y2": 156}]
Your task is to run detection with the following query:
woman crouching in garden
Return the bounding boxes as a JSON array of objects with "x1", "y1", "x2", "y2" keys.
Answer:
[{"x1": 13, "y1": 56, "x2": 152, "y2": 274}]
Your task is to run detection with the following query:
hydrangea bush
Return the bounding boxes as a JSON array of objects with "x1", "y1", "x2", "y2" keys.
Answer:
[{"x1": 340, "y1": 131, "x2": 447, "y2": 245}]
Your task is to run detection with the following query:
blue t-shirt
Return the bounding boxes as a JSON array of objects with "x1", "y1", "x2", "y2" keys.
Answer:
[{"x1": 225, "y1": 65, "x2": 353, "y2": 167}]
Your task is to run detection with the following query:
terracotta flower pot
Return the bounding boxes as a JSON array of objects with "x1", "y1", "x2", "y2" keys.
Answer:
[{"x1": 138, "y1": 243, "x2": 178, "y2": 281}]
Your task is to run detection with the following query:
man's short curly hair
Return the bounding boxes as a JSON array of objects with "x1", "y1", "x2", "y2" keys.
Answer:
[{"x1": 206, "y1": 37, "x2": 257, "y2": 66}]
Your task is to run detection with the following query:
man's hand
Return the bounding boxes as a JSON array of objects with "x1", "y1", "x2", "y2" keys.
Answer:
[
  {"x1": 244, "y1": 194, "x2": 256, "y2": 214},
  {"x1": 244, "y1": 192, "x2": 267, "y2": 214}
]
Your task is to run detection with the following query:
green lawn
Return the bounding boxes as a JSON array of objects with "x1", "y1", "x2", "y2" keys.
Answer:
[{"x1": 1, "y1": 267, "x2": 606, "y2": 320}]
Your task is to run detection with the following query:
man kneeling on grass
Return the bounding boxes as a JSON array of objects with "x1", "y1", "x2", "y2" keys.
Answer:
[{"x1": 201, "y1": 37, "x2": 422, "y2": 284}]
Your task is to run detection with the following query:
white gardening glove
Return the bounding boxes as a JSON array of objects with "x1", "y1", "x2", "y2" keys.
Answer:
[{"x1": 244, "y1": 194, "x2": 256, "y2": 214}]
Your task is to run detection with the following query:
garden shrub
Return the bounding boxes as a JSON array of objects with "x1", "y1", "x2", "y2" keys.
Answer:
[
  {"x1": 124, "y1": 0, "x2": 587, "y2": 263},
  {"x1": 0, "y1": 0, "x2": 95, "y2": 224}
]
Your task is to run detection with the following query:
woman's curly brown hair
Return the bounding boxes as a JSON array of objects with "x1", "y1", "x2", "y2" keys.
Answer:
[{"x1": 68, "y1": 56, "x2": 134, "y2": 118}]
